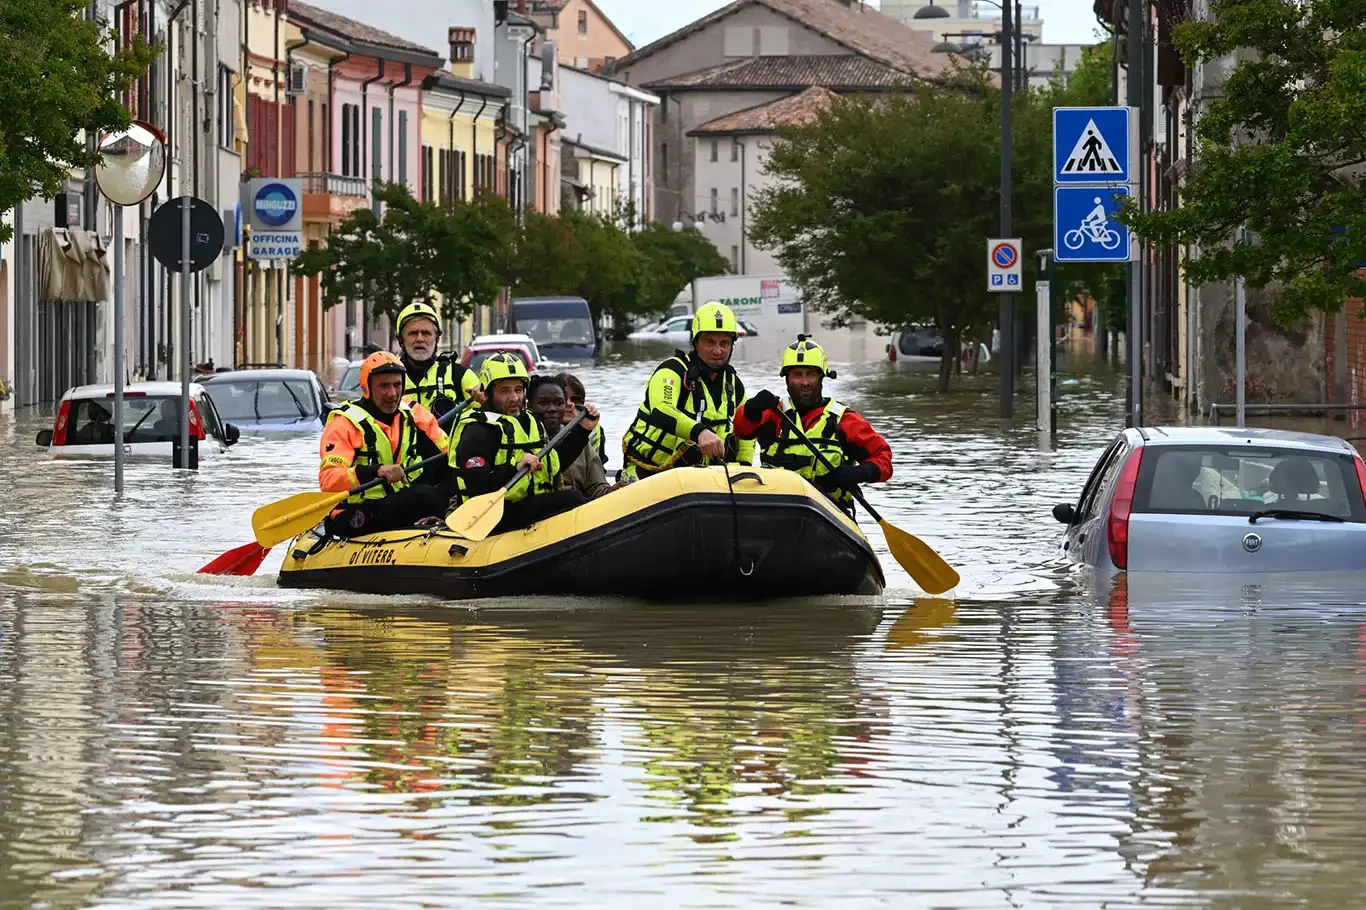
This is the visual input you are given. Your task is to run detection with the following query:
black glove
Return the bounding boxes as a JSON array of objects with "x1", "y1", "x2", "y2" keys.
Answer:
[
  {"x1": 743, "y1": 389, "x2": 781, "y2": 422},
  {"x1": 823, "y1": 462, "x2": 880, "y2": 492}
]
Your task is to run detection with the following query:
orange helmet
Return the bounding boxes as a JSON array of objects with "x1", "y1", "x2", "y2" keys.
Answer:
[{"x1": 358, "y1": 351, "x2": 406, "y2": 398}]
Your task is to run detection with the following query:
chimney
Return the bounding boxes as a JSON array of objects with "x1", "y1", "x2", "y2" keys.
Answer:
[{"x1": 448, "y1": 26, "x2": 476, "y2": 78}]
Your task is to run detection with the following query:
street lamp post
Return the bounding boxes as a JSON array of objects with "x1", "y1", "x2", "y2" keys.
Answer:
[{"x1": 928, "y1": 0, "x2": 1015, "y2": 419}]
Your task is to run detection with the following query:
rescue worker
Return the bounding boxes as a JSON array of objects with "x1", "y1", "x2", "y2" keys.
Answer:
[
  {"x1": 619, "y1": 301, "x2": 756, "y2": 481},
  {"x1": 394, "y1": 301, "x2": 484, "y2": 418},
  {"x1": 733, "y1": 335, "x2": 892, "y2": 516},
  {"x1": 448, "y1": 353, "x2": 601, "y2": 534},
  {"x1": 318, "y1": 351, "x2": 451, "y2": 538}
]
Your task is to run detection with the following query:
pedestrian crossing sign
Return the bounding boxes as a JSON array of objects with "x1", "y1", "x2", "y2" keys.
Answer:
[{"x1": 1053, "y1": 107, "x2": 1135, "y2": 185}]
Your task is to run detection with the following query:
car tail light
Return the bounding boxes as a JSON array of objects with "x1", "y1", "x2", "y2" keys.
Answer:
[
  {"x1": 1355, "y1": 456, "x2": 1366, "y2": 509},
  {"x1": 1106, "y1": 447, "x2": 1145, "y2": 570},
  {"x1": 188, "y1": 399, "x2": 206, "y2": 440},
  {"x1": 52, "y1": 400, "x2": 71, "y2": 446}
]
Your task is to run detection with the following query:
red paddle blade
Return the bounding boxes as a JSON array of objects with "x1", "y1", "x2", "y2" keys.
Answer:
[{"x1": 198, "y1": 542, "x2": 271, "y2": 576}]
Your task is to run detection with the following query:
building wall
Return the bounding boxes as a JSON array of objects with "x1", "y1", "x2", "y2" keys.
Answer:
[
  {"x1": 543, "y1": 0, "x2": 632, "y2": 72},
  {"x1": 559, "y1": 67, "x2": 619, "y2": 154},
  {"x1": 691, "y1": 134, "x2": 780, "y2": 275}
]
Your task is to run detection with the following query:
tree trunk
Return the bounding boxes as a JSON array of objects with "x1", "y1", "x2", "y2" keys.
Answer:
[{"x1": 938, "y1": 326, "x2": 961, "y2": 393}]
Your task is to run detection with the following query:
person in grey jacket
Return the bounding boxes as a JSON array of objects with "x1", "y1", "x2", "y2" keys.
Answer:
[{"x1": 526, "y1": 375, "x2": 613, "y2": 500}]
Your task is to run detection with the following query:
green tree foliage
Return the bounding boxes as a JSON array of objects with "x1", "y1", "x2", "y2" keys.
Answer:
[
  {"x1": 515, "y1": 211, "x2": 729, "y2": 338},
  {"x1": 0, "y1": 0, "x2": 155, "y2": 243},
  {"x1": 294, "y1": 183, "x2": 512, "y2": 324},
  {"x1": 1123, "y1": 0, "x2": 1366, "y2": 323},
  {"x1": 750, "y1": 51, "x2": 1119, "y2": 390}
]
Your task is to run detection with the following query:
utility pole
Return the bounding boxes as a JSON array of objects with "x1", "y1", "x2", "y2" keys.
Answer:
[
  {"x1": 1125, "y1": 0, "x2": 1143, "y2": 426},
  {"x1": 999, "y1": 0, "x2": 1015, "y2": 419}
]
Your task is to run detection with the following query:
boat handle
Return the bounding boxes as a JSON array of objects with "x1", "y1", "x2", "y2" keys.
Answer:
[{"x1": 729, "y1": 471, "x2": 765, "y2": 486}]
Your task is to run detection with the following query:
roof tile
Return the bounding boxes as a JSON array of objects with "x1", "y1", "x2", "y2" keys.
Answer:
[
  {"x1": 689, "y1": 85, "x2": 841, "y2": 134},
  {"x1": 645, "y1": 54, "x2": 913, "y2": 90},
  {"x1": 289, "y1": 1, "x2": 442, "y2": 57}
]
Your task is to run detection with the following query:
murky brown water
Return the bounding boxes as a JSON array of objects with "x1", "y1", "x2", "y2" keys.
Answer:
[{"x1": 3, "y1": 342, "x2": 1366, "y2": 908}]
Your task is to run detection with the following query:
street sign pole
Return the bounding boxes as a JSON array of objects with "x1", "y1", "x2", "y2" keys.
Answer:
[
  {"x1": 113, "y1": 208, "x2": 125, "y2": 494},
  {"x1": 999, "y1": 0, "x2": 1014, "y2": 421},
  {"x1": 1235, "y1": 228, "x2": 1246, "y2": 427},
  {"x1": 1126, "y1": 0, "x2": 1143, "y2": 428},
  {"x1": 179, "y1": 191, "x2": 192, "y2": 469},
  {"x1": 1036, "y1": 277, "x2": 1050, "y2": 437}
]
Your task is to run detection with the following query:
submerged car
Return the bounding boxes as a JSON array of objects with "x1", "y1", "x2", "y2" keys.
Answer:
[
  {"x1": 200, "y1": 369, "x2": 331, "y2": 434},
  {"x1": 1053, "y1": 426, "x2": 1366, "y2": 574},
  {"x1": 627, "y1": 314, "x2": 748, "y2": 346},
  {"x1": 37, "y1": 382, "x2": 239, "y2": 460},
  {"x1": 460, "y1": 333, "x2": 547, "y2": 373}
]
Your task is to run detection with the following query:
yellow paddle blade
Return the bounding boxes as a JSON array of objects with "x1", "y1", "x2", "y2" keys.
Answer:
[
  {"x1": 879, "y1": 519, "x2": 960, "y2": 595},
  {"x1": 252, "y1": 490, "x2": 347, "y2": 547},
  {"x1": 444, "y1": 490, "x2": 506, "y2": 541}
]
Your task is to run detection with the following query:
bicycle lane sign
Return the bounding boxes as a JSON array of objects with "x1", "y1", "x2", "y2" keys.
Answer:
[{"x1": 1054, "y1": 186, "x2": 1132, "y2": 263}]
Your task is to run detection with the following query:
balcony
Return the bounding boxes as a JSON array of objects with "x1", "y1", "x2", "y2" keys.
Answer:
[{"x1": 300, "y1": 171, "x2": 370, "y2": 224}]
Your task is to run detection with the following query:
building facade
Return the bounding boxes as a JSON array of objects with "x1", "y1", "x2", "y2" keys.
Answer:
[{"x1": 526, "y1": 0, "x2": 634, "y2": 73}]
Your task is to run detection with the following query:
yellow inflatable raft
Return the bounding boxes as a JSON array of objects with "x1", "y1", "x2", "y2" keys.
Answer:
[{"x1": 277, "y1": 466, "x2": 885, "y2": 599}]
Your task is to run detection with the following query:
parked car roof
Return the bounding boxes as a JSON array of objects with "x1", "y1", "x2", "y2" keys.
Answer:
[
  {"x1": 200, "y1": 369, "x2": 322, "y2": 383},
  {"x1": 1136, "y1": 426, "x2": 1356, "y2": 455},
  {"x1": 63, "y1": 381, "x2": 209, "y2": 399},
  {"x1": 469, "y1": 333, "x2": 539, "y2": 346}
]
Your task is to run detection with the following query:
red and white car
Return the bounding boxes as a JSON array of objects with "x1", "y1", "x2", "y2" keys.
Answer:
[{"x1": 36, "y1": 381, "x2": 240, "y2": 460}]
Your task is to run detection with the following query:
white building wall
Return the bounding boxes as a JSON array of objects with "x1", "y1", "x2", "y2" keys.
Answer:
[{"x1": 691, "y1": 134, "x2": 779, "y2": 276}]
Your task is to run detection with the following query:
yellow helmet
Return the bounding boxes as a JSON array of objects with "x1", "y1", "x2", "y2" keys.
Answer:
[
  {"x1": 395, "y1": 301, "x2": 442, "y2": 337},
  {"x1": 479, "y1": 352, "x2": 530, "y2": 390},
  {"x1": 691, "y1": 301, "x2": 738, "y2": 341},
  {"x1": 358, "y1": 351, "x2": 406, "y2": 398},
  {"x1": 781, "y1": 335, "x2": 835, "y2": 378}
]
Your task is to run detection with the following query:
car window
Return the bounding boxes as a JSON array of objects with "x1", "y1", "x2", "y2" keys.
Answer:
[
  {"x1": 340, "y1": 365, "x2": 361, "y2": 393},
  {"x1": 1075, "y1": 437, "x2": 1124, "y2": 520},
  {"x1": 197, "y1": 393, "x2": 225, "y2": 439},
  {"x1": 65, "y1": 396, "x2": 185, "y2": 444},
  {"x1": 205, "y1": 379, "x2": 320, "y2": 421},
  {"x1": 665, "y1": 317, "x2": 691, "y2": 331},
  {"x1": 1134, "y1": 446, "x2": 1365, "y2": 520}
]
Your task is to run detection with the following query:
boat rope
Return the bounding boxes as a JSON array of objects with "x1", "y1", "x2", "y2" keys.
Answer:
[{"x1": 720, "y1": 455, "x2": 753, "y2": 576}]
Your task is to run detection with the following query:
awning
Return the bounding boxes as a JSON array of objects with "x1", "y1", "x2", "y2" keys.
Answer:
[{"x1": 39, "y1": 228, "x2": 111, "y2": 303}]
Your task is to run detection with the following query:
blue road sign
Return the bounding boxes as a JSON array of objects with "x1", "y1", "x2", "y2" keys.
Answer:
[
  {"x1": 1054, "y1": 186, "x2": 1132, "y2": 263},
  {"x1": 1054, "y1": 107, "x2": 1133, "y2": 185}
]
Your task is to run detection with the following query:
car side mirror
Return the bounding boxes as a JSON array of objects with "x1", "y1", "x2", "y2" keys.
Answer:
[
  {"x1": 36, "y1": 429, "x2": 53, "y2": 448},
  {"x1": 225, "y1": 423, "x2": 241, "y2": 446},
  {"x1": 1052, "y1": 502, "x2": 1077, "y2": 524}
]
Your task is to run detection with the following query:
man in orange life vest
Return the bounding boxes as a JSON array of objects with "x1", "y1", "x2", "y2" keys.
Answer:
[
  {"x1": 318, "y1": 351, "x2": 450, "y2": 537},
  {"x1": 733, "y1": 335, "x2": 892, "y2": 516}
]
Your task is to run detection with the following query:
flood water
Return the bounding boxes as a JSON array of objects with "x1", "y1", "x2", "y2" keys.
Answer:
[{"x1": 3, "y1": 338, "x2": 1366, "y2": 908}]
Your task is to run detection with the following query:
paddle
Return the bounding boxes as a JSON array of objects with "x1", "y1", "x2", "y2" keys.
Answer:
[
  {"x1": 444, "y1": 406, "x2": 586, "y2": 542},
  {"x1": 198, "y1": 399, "x2": 472, "y2": 576},
  {"x1": 774, "y1": 408, "x2": 960, "y2": 595}
]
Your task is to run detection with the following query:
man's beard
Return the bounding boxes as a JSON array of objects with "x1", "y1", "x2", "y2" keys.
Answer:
[
  {"x1": 790, "y1": 388, "x2": 823, "y2": 410},
  {"x1": 403, "y1": 343, "x2": 433, "y2": 362}
]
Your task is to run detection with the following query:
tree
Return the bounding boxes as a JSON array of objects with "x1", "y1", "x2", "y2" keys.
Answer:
[
  {"x1": 0, "y1": 0, "x2": 155, "y2": 243},
  {"x1": 750, "y1": 69, "x2": 1010, "y2": 390},
  {"x1": 513, "y1": 211, "x2": 730, "y2": 338},
  {"x1": 294, "y1": 183, "x2": 512, "y2": 325},
  {"x1": 1123, "y1": 0, "x2": 1366, "y2": 324}
]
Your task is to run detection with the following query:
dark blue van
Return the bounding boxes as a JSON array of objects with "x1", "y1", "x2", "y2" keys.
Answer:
[{"x1": 509, "y1": 296, "x2": 597, "y2": 360}]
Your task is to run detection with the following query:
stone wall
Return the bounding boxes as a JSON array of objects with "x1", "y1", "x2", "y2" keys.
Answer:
[{"x1": 1196, "y1": 281, "x2": 1325, "y2": 414}]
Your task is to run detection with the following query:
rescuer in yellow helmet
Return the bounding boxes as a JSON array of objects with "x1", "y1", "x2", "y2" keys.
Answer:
[
  {"x1": 446, "y1": 353, "x2": 601, "y2": 535},
  {"x1": 733, "y1": 334, "x2": 892, "y2": 516},
  {"x1": 618, "y1": 301, "x2": 756, "y2": 481},
  {"x1": 394, "y1": 301, "x2": 484, "y2": 417}
]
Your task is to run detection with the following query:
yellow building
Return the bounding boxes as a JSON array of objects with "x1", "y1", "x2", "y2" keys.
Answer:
[{"x1": 419, "y1": 65, "x2": 511, "y2": 347}]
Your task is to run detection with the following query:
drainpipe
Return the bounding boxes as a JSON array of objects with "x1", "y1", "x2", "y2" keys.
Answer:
[
  {"x1": 472, "y1": 95, "x2": 489, "y2": 195},
  {"x1": 389, "y1": 62, "x2": 412, "y2": 188},
  {"x1": 448, "y1": 87, "x2": 466, "y2": 201},
  {"x1": 325, "y1": 41, "x2": 352, "y2": 174},
  {"x1": 361, "y1": 60, "x2": 385, "y2": 187}
]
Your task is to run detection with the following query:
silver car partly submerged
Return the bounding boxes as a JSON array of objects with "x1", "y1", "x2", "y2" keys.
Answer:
[{"x1": 1053, "y1": 426, "x2": 1366, "y2": 575}]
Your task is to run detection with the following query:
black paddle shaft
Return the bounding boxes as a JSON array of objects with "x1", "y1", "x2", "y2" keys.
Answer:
[
  {"x1": 343, "y1": 398, "x2": 471, "y2": 498},
  {"x1": 775, "y1": 408, "x2": 883, "y2": 523}
]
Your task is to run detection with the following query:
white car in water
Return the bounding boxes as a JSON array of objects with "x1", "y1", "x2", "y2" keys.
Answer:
[
  {"x1": 36, "y1": 382, "x2": 240, "y2": 461},
  {"x1": 627, "y1": 315, "x2": 748, "y2": 346}
]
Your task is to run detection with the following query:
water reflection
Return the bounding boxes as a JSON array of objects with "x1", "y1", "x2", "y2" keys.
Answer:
[{"x1": 8, "y1": 352, "x2": 1366, "y2": 905}]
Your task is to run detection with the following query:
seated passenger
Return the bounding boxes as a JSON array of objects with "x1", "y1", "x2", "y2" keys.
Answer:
[
  {"x1": 447, "y1": 354, "x2": 601, "y2": 534},
  {"x1": 526, "y1": 374, "x2": 612, "y2": 499}
]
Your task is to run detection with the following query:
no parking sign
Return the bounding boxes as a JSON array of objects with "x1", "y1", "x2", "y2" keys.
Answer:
[{"x1": 987, "y1": 238, "x2": 1022, "y2": 292}]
